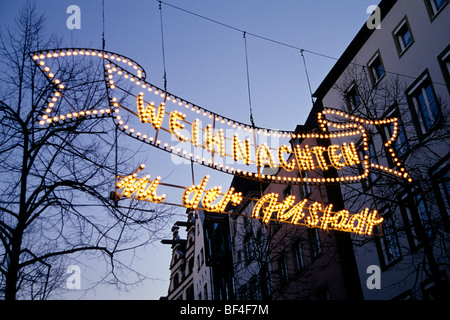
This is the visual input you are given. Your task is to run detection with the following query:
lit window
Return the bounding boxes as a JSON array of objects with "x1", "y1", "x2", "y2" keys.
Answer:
[
  {"x1": 408, "y1": 74, "x2": 441, "y2": 135},
  {"x1": 368, "y1": 52, "x2": 385, "y2": 85},
  {"x1": 393, "y1": 18, "x2": 414, "y2": 55},
  {"x1": 425, "y1": 0, "x2": 448, "y2": 18}
]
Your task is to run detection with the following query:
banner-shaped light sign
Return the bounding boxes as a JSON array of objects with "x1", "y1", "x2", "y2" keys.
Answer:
[
  {"x1": 30, "y1": 48, "x2": 415, "y2": 235},
  {"x1": 31, "y1": 48, "x2": 412, "y2": 186}
]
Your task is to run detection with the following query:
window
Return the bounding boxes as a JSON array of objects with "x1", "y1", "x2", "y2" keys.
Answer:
[
  {"x1": 248, "y1": 276, "x2": 262, "y2": 300},
  {"x1": 173, "y1": 273, "x2": 180, "y2": 288},
  {"x1": 367, "y1": 52, "x2": 385, "y2": 85},
  {"x1": 408, "y1": 73, "x2": 441, "y2": 135},
  {"x1": 277, "y1": 254, "x2": 289, "y2": 284},
  {"x1": 299, "y1": 171, "x2": 312, "y2": 197},
  {"x1": 283, "y1": 185, "x2": 293, "y2": 198},
  {"x1": 384, "y1": 108, "x2": 409, "y2": 158},
  {"x1": 393, "y1": 17, "x2": 414, "y2": 56},
  {"x1": 243, "y1": 234, "x2": 255, "y2": 262},
  {"x1": 438, "y1": 45, "x2": 450, "y2": 94},
  {"x1": 292, "y1": 240, "x2": 305, "y2": 273},
  {"x1": 399, "y1": 194, "x2": 421, "y2": 250},
  {"x1": 431, "y1": 162, "x2": 450, "y2": 228},
  {"x1": 377, "y1": 212, "x2": 401, "y2": 268},
  {"x1": 401, "y1": 187, "x2": 433, "y2": 245},
  {"x1": 366, "y1": 136, "x2": 380, "y2": 183},
  {"x1": 188, "y1": 258, "x2": 194, "y2": 275},
  {"x1": 345, "y1": 83, "x2": 360, "y2": 111},
  {"x1": 424, "y1": 0, "x2": 448, "y2": 19},
  {"x1": 204, "y1": 284, "x2": 208, "y2": 300},
  {"x1": 436, "y1": 170, "x2": 450, "y2": 218},
  {"x1": 307, "y1": 229, "x2": 322, "y2": 259},
  {"x1": 415, "y1": 193, "x2": 433, "y2": 237},
  {"x1": 186, "y1": 285, "x2": 195, "y2": 300}
]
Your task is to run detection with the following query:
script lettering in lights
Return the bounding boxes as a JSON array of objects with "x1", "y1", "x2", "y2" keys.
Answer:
[
  {"x1": 181, "y1": 175, "x2": 243, "y2": 212},
  {"x1": 114, "y1": 164, "x2": 383, "y2": 236},
  {"x1": 233, "y1": 134, "x2": 251, "y2": 165},
  {"x1": 252, "y1": 193, "x2": 383, "y2": 235},
  {"x1": 115, "y1": 164, "x2": 166, "y2": 203},
  {"x1": 137, "y1": 92, "x2": 165, "y2": 129}
]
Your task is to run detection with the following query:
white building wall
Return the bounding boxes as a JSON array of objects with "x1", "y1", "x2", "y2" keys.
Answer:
[
  {"x1": 192, "y1": 209, "x2": 214, "y2": 300},
  {"x1": 317, "y1": 0, "x2": 449, "y2": 300}
]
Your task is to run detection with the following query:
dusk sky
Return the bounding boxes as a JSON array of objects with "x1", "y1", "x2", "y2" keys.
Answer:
[{"x1": 1, "y1": 0, "x2": 379, "y2": 299}]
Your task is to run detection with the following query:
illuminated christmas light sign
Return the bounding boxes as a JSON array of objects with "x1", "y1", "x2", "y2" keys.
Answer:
[
  {"x1": 30, "y1": 48, "x2": 412, "y2": 235},
  {"x1": 31, "y1": 48, "x2": 412, "y2": 186}
]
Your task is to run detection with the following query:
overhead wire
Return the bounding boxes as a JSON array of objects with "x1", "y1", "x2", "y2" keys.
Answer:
[
  {"x1": 243, "y1": 32, "x2": 255, "y2": 128},
  {"x1": 156, "y1": 0, "x2": 447, "y2": 88},
  {"x1": 158, "y1": 1, "x2": 168, "y2": 93}
]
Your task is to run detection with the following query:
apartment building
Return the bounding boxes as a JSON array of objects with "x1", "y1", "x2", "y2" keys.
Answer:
[
  {"x1": 312, "y1": 0, "x2": 450, "y2": 300},
  {"x1": 161, "y1": 207, "x2": 235, "y2": 300}
]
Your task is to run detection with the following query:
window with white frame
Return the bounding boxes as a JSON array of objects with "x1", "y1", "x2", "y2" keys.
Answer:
[
  {"x1": 393, "y1": 17, "x2": 414, "y2": 56},
  {"x1": 408, "y1": 73, "x2": 441, "y2": 135}
]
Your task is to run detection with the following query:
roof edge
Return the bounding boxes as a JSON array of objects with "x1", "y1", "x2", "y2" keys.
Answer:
[{"x1": 312, "y1": 0, "x2": 398, "y2": 99}]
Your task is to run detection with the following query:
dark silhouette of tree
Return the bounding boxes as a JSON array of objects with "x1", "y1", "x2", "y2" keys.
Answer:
[
  {"x1": 0, "y1": 3, "x2": 173, "y2": 300},
  {"x1": 331, "y1": 63, "x2": 450, "y2": 299}
]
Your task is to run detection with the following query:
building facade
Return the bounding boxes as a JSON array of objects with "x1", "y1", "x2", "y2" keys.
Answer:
[
  {"x1": 162, "y1": 0, "x2": 449, "y2": 300},
  {"x1": 161, "y1": 208, "x2": 235, "y2": 300},
  {"x1": 227, "y1": 176, "x2": 272, "y2": 300},
  {"x1": 258, "y1": 122, "x2": 363, "y2": 300},
  {"x1": 312, "y1": 0, "x2": 450, "y2": 300}
]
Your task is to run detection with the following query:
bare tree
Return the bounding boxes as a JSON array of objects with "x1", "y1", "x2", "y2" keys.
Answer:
[
  {"x1": 0, "y1": 3, "x2": 173, "y2": 300},
  {"x1": 230, "y1": 186, "x2": 359, "y2": 300},
  {"x1": 332, "y1": 64, "x2": 450, "y2": 299}
]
